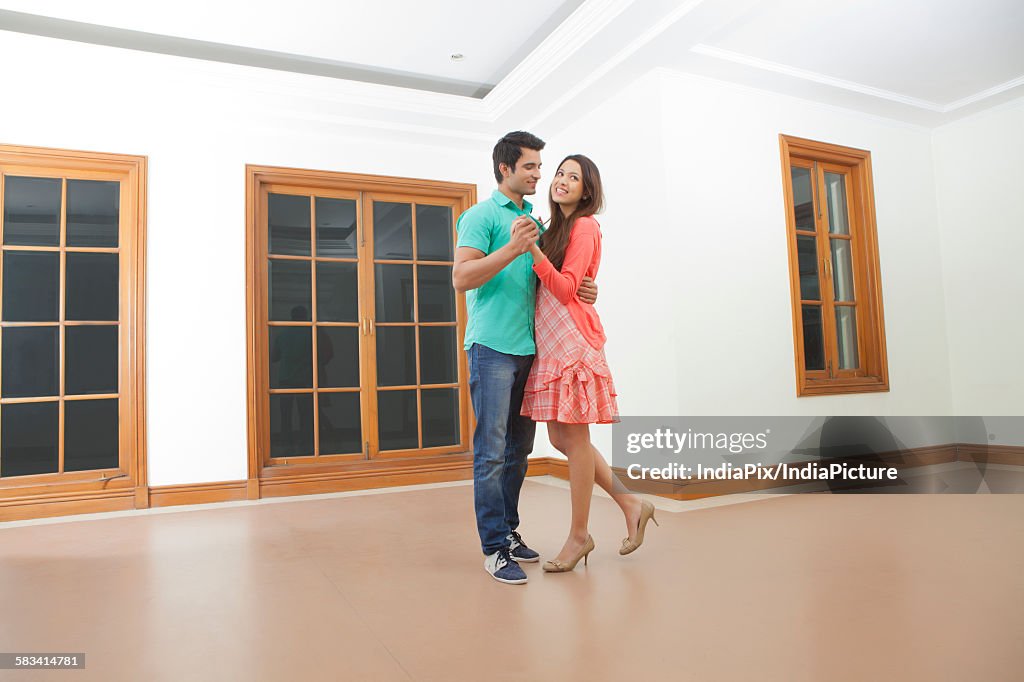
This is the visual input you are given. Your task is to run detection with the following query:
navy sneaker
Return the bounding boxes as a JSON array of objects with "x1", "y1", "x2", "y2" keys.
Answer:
[
  {"x1": 507, "y1": 531, "x2": 540, "y2": 562},
  {"x1": 484, "y1": 547, "x2": 528, "y2": 585}
]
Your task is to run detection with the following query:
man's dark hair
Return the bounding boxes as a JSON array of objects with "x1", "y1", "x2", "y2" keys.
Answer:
[{"x1": 492, "y1": 131, "x2": 545, "y2": 184}]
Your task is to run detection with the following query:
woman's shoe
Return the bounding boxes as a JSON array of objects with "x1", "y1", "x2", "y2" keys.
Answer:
[
  {"x1": 619, "y1": 499, "x2": 658, "y2": 555},
  {"x1": 543, "y1": 535, "x2": 595, "y2": 573}
]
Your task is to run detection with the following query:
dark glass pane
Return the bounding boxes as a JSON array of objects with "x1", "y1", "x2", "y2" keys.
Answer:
[
  {"x1": 268, "y1": 193, "x2": 310, "y2": 256},
  {"x1": 378, "y1": 389, "x2": 417, "y2": 451},
  {"x1": 422, "y1": 388, "x2": 459, "y2": 448},
  {"x1": 802, "y1": 305, "x2": 825, "y2": 371},
  {"x1": 836, "y1": 306, "x2": 859, "y2": 370},
  {"x1": 416, "y1": 205, "x2": 453, "y2": 261},
  {"x1": 418, "y1": 265, "x2": 455, "y2": 322},
  {"x1": 317, "y1": 326, "x2": 359, "y2": 388},
  {"x1": 66, "y1": 252, "x2": 118, "y2": 321},
  {"x1": 373, "y1": 202, "x2": 412, "y2": 260},
  {"x1": 3, "y1": 176, "x2": 60, "y2": 246},
  {"x1": 375, "y1": 264, "x2": 414, "y2": 322},
  {"x1": 64, "y1": 399, "x2": 119, "y2": 471},
  {"x1": 269, "y1": 259, "x2": 311, "y2": 322},
  {"x1": 376, "y1": 327, "x2": 416, "y2": 386},
  {"x1": 67, "y1": 179, "x2": 119, "y2": 247},
  {"x1": 316, "y1": 197, "x2": 357, "y2": 257},
  {"x1": 2, "y1": 251, "x2": 59, "y2": 321},
  {"x1": 791, "y1": 166, "x2": 815, "y2": 231},
  {"x1": 420, "y1": 326, "x2": 457, "y2": 385},
  {"x1": 66, "y1": 325, "x2": 118, "y2": 395},
  {"x1": 269, "y1": 326, "x2": 312, "y2": 389},
  {"x1": 316, "y1": 261, "x2": 358, "y2": 322},
  {"x1": 269, "y1": 393, "x2": 314, "y2": 457},
  {"x1": 1, "y1": 401, "x2": 58, "y2": 477},
  {"x1": 824, "y1": 172, "x2": 850, "y2": 235},
  {"x1": 318, "y1": 392, "x2": 361, "y2": 455},
  {"x1": 797, "y1": 236, "x2": 820, "y2": 301},
  {"x1": 1, "y1": 327, "x2": 58, "y2": 398}
]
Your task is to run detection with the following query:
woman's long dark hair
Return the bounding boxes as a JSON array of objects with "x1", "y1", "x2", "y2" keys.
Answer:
[{"x1": 541, "y1": 154, "x2": 604, "y2": 271}]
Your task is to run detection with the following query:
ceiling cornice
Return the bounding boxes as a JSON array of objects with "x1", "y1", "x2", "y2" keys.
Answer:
[{"x1": 691, "y1": 44, "x2": 1024, "y2": 114}]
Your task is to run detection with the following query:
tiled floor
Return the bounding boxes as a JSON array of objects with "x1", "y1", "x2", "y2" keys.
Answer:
[{"x1": 0, "y1": 477, "x2": 1021, "y2": 681}]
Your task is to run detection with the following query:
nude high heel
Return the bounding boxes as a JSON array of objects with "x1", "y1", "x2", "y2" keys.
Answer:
[
  {"x1": 542, "y1": 535, "x2": 595, "y2": 573},
  {"x1": 619, "y1": 499, "x2": 658, "y2": 555}
]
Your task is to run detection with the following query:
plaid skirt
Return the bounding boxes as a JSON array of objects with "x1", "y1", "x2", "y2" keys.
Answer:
[{"x1": 521, "y1": 286, "x2": 619, "y2": 424}]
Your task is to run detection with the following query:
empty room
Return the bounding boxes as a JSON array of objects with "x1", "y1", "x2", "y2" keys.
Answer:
[{"x1": 0, "y1": 1, "x2": 1022, "y2": 680}]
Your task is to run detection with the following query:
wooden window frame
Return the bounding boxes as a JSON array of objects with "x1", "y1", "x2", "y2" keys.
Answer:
[
  {"x1": 0, "y1": 144, "x2": 147, "y2": 516},
  {"x1": 245, "y1": 165, "x2": 476, "y2": 493},
  {"x1": 779, "y1": 135, "x2": 889, "y2": 397}
]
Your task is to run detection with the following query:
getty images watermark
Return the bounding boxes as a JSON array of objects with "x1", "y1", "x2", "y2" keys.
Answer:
[{"x1": 611, "y1": 416, "x2": 1024, "y2": 495}]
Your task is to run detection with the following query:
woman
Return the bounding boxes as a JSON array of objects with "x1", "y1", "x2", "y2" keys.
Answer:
[{"x1": 519, "y1": 154, "x2": 656, "y2": 572}]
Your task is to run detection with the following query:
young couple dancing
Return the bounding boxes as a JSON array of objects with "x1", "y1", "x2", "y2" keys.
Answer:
[{"x1": 453, "y1": 131, "x2": 657, "y2": 585}]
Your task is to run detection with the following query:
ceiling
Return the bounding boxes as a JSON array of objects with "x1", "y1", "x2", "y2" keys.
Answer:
[{"x1": 0, "y1": 0, "x2": 1021, "y2": 127}]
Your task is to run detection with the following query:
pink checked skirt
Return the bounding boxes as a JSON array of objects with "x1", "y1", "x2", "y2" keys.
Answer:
[{"x1": 521, "y1": 286, "x2": 619, "y2": 424}]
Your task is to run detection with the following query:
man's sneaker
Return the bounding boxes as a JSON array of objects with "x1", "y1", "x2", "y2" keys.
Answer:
[
  {"x1": 484, "y1": 547, "x2": 528, "y2": 585},
  {"x1": 507, "y1": 531, "x2": 540, "y2": 562}
]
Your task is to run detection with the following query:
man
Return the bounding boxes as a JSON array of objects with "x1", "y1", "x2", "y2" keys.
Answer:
[{"x1": 453, "y1": 131, "x2": 597, "y2": 584}]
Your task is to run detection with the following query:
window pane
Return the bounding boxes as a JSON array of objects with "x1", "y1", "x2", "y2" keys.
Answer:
[
  {"x1": 375, "y1": 264, "x2": 414, "y2": 322},
  {"x1": 1, "y1": 401, "x2": 58, "y2": 477},
  {"x1": 2, "y1": 251, "x2": 59, "y2": 321},
  {"x1": 376, "y1": 327, "x2": 416, "y2": 386},
  {"x1": 790, "y1": 167, "x2": 814, "y2": 231},
  {"x1": 318, "y1": 392, "x2": 361, "y2": 455},
  {"x1": 824, "y1": 172, "x2": 849, "y2": 235},
  {"x1": 66, "y1": 325, "x2": 118, "y2": 395},
  {"x1": 802, "y1": 305, "x2": 825, "y2": 371},
  {"x1": 269, "y1": 326, "x2": 312, "y2": 389},
  {"x1": 316, "y1": 197, "x2": 357, "y2": 257},
  {"x1": 373, "y1": 202, "x2": 412, "y2": 260},
  {"x1": 317, "y1": 326, "x2": 359, "y2": 388},
  {"x1": 316, "y1": 261, "x2": 358, "y2": 322},
  {"x1": 3, "y1": 176, "x2": 60, "y2": 246},
  {"x1": 66, "y1": 252, "x2": 119, "y2": 321},
  {"x1": 831, "y1": 239, "x2": 855, "y2": 302},
  {"x1": 64, "y1": 399, "x2": 119, "y2": 471},
  {"x1": 67, "y1": 179, "x2": 119, "y2": 247},
  {"x1": 269, "y1": 259, "x2": 311, "y2": 322},
  {"x1": 418, "y1": 265, "x2": 455, "y2": 323},
  {"x1": 836, "y1": 307, "x2": 859, "y2": 370},
  {"x1": 269, "y1": 393, "x2": 314, "y2": 457},
  {"x1": 422, "y1": 388, "x2": 459, "y2": 448},
  {"x1": 416, "y1": 205, "x2": 453, "y2": 261},
  {"x1": 1, "y1": 326, "x2": 58, "y2": 398},
  {"x1": 377, "y1": 389, "x2": 417, "y2": 451},
  {"x1": 420, "y1": 326, "x2": 457, "y2": 385},
  {"x1": 797, "y1": 236, "x2": 819, "y2": 301},
  {"x1": 268, "y1": 193, "x2": 310, "y2": 256}
]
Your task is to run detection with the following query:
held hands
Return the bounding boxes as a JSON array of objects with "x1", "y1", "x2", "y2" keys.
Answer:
[
  {"x1": 578, "y1": 276, "x2": 598, "y2": 304},
  {"x1": 508, "y1": 215, "x2": 540, "y2": 255}
]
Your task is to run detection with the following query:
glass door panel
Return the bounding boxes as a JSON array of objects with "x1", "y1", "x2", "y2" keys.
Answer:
[
  {"x1": 266, "y1": 192, "x2": 363, "y2": 460},
  {"x1": 1, "y1": 173, "x2": 122, "y2": 479}
]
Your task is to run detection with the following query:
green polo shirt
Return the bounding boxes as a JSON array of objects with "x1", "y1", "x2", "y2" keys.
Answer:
[{"x1": 456, "y1": 189, "x2": 544, "y2": 356}]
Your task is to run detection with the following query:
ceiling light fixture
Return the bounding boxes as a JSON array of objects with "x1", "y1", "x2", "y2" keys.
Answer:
[{"x1": 450, "y1": 53, "x2": 465, "y2": 61}]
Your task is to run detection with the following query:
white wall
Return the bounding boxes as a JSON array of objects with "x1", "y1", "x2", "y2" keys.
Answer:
[
  {"x1": 932, "y1": 99, "x2": 1024, "y2": 417},
  {"x1": 0, "y1": 33, "x2": 495, "y2": 486},
  {"x1": 657, "y1": 71, "x2": 955, "y2": 417},
  {"x1": 3, "y1": 31, "x2": 1016, "y2": 483}
]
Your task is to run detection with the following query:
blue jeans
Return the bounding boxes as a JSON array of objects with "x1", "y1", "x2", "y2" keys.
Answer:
[{"x1": 468, "y1": 343, "x2": 537, "y2": 555}]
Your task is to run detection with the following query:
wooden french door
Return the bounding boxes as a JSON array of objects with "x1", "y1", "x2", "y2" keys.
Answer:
[{"x1": 248, "y1": 167, "x2": 474, "y2": 476}]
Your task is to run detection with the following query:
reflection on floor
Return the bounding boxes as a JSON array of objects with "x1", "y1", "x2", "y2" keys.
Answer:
[{"x1": 0, "y1": 477, "x2": 1021, "y2": 681}]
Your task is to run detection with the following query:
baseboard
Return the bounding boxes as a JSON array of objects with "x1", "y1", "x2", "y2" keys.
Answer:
[
  {"x1": 957, "y1": 444, "x2": 1024, "y2": 466},
  {"x1": 149, "y1": 480, "x2": 249, "y2": 508},
  {"x1": 3, "y1": 446, "x2": 1020, "y2": 522},
  {"x1": 0, "y1": 490, "x2": 135, "y2": 522}
]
